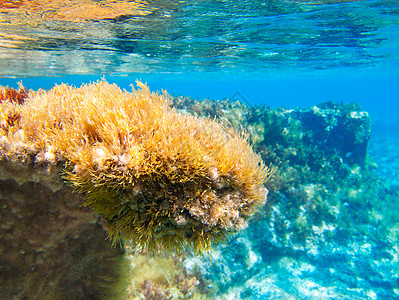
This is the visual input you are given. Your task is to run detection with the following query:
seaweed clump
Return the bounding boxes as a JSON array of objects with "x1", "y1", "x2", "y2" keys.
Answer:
[
  {"x1": 0, "y1": 84, "x2": 28, "y2": 105},
  {"x1": 0, "y1": 80, "x2": 272, "y2": 253}
]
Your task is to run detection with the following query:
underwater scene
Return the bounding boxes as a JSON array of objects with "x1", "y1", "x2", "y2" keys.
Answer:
[{"x1": 1, "y1": 0, "x2": 399, "y2": 299}]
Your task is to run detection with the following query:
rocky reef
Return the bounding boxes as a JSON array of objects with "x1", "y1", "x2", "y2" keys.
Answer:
[
  {"x1": 0, "y1": 81, "x2": 270, "y2": 253},
  {"x1": 1, "y1": 82, "x2": 397, "y2": 299},
  {"x1": 0, "y1": 81, "x2": 270, "y2": 298},
  {"x1": 169, "y1": 95, "x2": 398, "y2": 299}
]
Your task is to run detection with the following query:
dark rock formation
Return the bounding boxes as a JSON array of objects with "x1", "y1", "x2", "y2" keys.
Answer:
[{"x1": 0, "y1": 162, "x2": 127, "y2": 299}]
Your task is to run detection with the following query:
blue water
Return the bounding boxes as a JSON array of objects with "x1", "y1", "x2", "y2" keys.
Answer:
[
  {"x1": 1, "y1": 0, "x2": 399, "y2": 299},
  {"x1": 1, "y1": 73, "x2": 398, "y2": 111}
]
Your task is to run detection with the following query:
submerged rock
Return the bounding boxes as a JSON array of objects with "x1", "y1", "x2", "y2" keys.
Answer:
[
  {"x1": 0, "y1": 161, "x2": 128, "y2": 299},
  {"x1": 170, "y1": 95, "x2": 398, "y2": 299},
  {"x1": 0, "y1": 81, "x2": 270, "y2": 298},
  {"x1": 1, "y1": 81, "x2": 396, "y2": 299}
]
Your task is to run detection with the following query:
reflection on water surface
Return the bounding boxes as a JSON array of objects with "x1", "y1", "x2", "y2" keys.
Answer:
[{"x1": 0, "y1": 0, "x2": 398, "y2": 76}]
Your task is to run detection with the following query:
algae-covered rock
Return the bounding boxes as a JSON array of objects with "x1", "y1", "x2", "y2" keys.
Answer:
[
  {"x1": 171, "y1": 95, "x2": 399, "y2": 299},
  {"x1": 3, "y1": 81, "x2": 395, "y2": 300},
  {"x1": 170, "y1": 95, "x2": 373, "y2": 248},
  {"x1": 0, "y1": 81, "x2": 271, "y2": 298},
  {"x1": 0, "y1": 81, "x2": 271, "y2": 253}
]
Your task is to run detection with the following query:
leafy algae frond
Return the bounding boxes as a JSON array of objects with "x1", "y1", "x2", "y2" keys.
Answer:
[{"x1": 0, "y1": 80, "x2": 273, "y2": 253}]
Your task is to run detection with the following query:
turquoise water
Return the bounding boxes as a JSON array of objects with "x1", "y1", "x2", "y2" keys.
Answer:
[
  {"x1": 1, "y1": 0, "x2": 399, "y2": 299},
  {"x1": 1, "y1": 0, "x2": 398, "y2": 133},
  {"x1": 1, "y1": 0, "x2": 398, "y2": 110}
]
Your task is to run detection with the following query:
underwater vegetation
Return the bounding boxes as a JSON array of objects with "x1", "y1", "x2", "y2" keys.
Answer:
[
  {"x1": 2, "y1": 81, "x2": 397, "y2": 299},
  {"x1": 0, "y1": 81, "x2": 272, "y2": 298},
  {"x1": 0, "y1": 84, "x2": 27, "y2": 105},
  {"x1": 124, "y1": 245, "x2": 212, "y2": 300},
  {"x1": 0, "y1": 80, "x2": 272, "y2": 254},
  {"x1": 170, "y1": 95, "x2": 399, "y2": 299}
]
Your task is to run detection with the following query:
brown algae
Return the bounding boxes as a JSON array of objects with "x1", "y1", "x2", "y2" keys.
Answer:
[{"x1": 0, "y1": 80, "x2": 273, "y2": 253}]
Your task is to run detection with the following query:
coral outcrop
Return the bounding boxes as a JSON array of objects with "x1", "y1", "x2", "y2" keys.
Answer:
[{"x1": 0, "y1": 81, "x2": 271, "y2": 254}]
